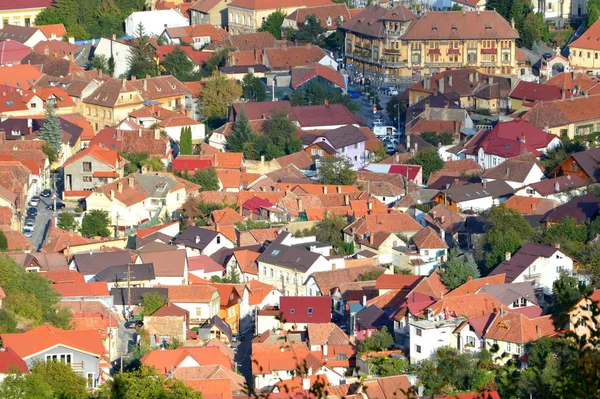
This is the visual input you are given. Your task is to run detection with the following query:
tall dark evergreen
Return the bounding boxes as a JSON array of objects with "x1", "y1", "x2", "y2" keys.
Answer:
[
  {"x1": 127, "y1": 23, "x2": 158, "y2": 79},
  {"x1": 39, "y1": 105, "x2": 62, "y2": 153},
  {"x1": 226, "y1": 110, "x2": 256, "y2": 152},
  {"x1": 180, "y1": 126, "x2": 193, "y2": 155}
]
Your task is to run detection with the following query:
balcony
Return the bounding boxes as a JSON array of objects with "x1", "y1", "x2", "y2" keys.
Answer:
[
  {"x1": 356, "y1": 42, "x2": 372, "y2": 49},
  {"x1": 71, "y1": 362, "x2": 85, "y2": 372},
  {"x1": 348, "y1": 52, "x2": 376, "y2": 64},
  {"x1": 381, "y1": 60, "x2": 408, "y2": 68},
  {"x1": 424, "y1": 62, "x2": 462, "y2": 68},
  {"x1": 480, "y1": 48, "x2": 498, "y2": 54},
  {"x1": 383, "y1": 48, "x2": 400, "y2": 54},
  {"x1": 480, "y1": 61, "x2": 498, "y2": 67}
]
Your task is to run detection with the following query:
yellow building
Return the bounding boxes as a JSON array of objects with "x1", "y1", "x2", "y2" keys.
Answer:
[
  {"x1": 0, "y1": 0, "x2": 53, "y2": 28},
  {"x1": 227, "y1": 0, "x2": 333, "y2": 35},
  {"x1": 569, "y1": 19, "x2": 600, "y2": 71},
  {"x1": 129, "y1": 75, "x2": 192, "y2": 113},
  {"x1": 82, "y1": 79, "x2": 145, "y2": 133},
  {"x1": 340, "y1": 7, "x2": 520, "y2": 83},
  {"x1": 213, "y1": 284, "x2": 242, "y2": 334}
]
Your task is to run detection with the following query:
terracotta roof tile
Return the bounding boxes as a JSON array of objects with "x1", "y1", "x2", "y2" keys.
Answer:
[
  {"x1": 570, "y1": 19, "x2": 600, "y2": 51},
  {"x1": 265, "y1": 45, "x2": 326, "y2": 71},
  {"x1": 504, "y1": 196, "x2": 558, "y2": 215},
  {"x1": 446, "y1": 274, "x2": 506, "y2": 297},
  {"x1": 344, "y1": 213, "x2": 421, "y2": 236},
  {"x1": 37, "y1": 24, "x2": 66, "y2": 39},
  {"x1": 53, "y1": 282, "x2": 109, "y2": 297},
  {"x1": 129, "y1": 75, "x2": 192, "y2": 100},
  {"x1": 229, "y1": 0, "x2": 331, "y2": 10},
  {"x1": 142, "y1": 347, "x2": 232, "y2": 374},
  {"x1": 167, "y1": 285, "x2": 218, "y2": 303},
  {"x1": 484, "y1": 313, "x2": 557, "y2": 344}
]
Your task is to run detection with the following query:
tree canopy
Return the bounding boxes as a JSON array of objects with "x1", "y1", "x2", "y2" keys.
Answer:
[
  {"x1": 179, "y1": 126, "x2": 193, "y2": 155},
  {"x1": 242, "y1": 73, "x2": 267, "y2": 102},
  {"x1": 295, "y1": 14, "x2": 327, "y2": 44},
  {"x1": 161, "y1": 47, "x2": 196, "y2": 82},
  {"x1": 318, "y1": 155, "x2": 357, "y2": 185},
  {"x1": 141, "y1": 292, "x2": 168, "y2": 316},
  {"x1": 440, "y1": 251, "x2": 480, "y2": 289},
  {"x1": 57, "y1": 211, "x2": 79, "y2": 231},
  {"x1": 200, "y1": 72, "x2": 242, "y2": 123},
  {"x1": 357, "y1": 326, "x2": 394, "y2": 353},
  {"x1": 39, "y1": 105, "x2": 62, "y2": 154},
  {"x1": 127, "y1": 23, "x2": 158, "y2": 79},
  {"x1": 259, "y1": 10, "x2": 287, "y2": 39},
  {"x1": 80, "y1": 209, "x2": 112, "y2": 238},
  {"x1": 409, "y1": 149, "x2": 444, "y2": 181}
]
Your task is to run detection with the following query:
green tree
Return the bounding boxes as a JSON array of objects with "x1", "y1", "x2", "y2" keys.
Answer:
[
  {"x1": 315, "y1": 213, "x2": 349, "y2": 250},
  {"x1": 162, "y1": 47, "x2": 195, "y2": 82},
  {"x1": 180, "y1": 126, "x2": 193, "y2": 155},
  {"x1": 193, "y1": 167, "x2": 220, "y2": 192},
  {"x1": 256, "y1": 111, "x2": 302, "y2": 160},
  {"x1": 358, "y1": 269, "x2": 385, "y2": 281},
  {"x1": 486, "y1": 0, "x2": 511, "y2": 20},
  {"x1": 369, "y1": 356, "x2": 409, "y2": 377},
  {"x1": 226, "y1": 110, "x2": 257, "y2": 155},
  {"x1": 202, "y1": 48, "x2": 230, "y2": 76},
  {"x1": 30, "y1": 361, "x2": 88, "y2": 399},
  {"x1": 57, "y1": 211, "x2": 78, "y2": 231},
  {"x1": 289, "y1": 88, "x2": 308, "y2": 106},
  {"x1": 482, "y1": 204, "x2": 534, "y2": 271},
  {"x1": 80, "y1": 209, "x2": 111, "y2": 237},
  {"x1": 541, "y1": 136, "x2": 586, "y2": 172},
  {"x1": 545, "y1": 216, "x2": 588, "y2": 245},
  {"x1": 0, "y1": 231, "x2": 6, "y2": 251},
  {"x1": 296, "y1": 14, "x2": 327, "y2": 44},
  {"x1": 306, "y1": 80, "x2": 328, "y2": 105},
  {"x1": 451, "y1": 3, "x2": 463, "y2": 10},
  {"x1": 39, "y1": 105, "x2": 62, "y2": 153},
  {"x1": 0, "y1": 371, "x2": 54, "y2": 399},
  {"x1": 318, "y1": 155, "x2": 357, "y2": 185},
  {"x1": 357, "y1": 326, "x2": 394, "y2": 352},
  {"x1": 200, "y1": 72, "x2": 242, "y2": 122},
  {"x1": 127, "y1": 23, "x2": 158, "y2": 79},
  {"x1": 440, "y1": 253, "x2": 480, "y2": 290},
  {"x1": 95, "y1": 365, "x2": 203, "y2": 399},
  {"x1": 520, "y1": 12, "x2": 544, "y2": 49},
  {"x1": 141, "y1": 292, "x2": 167, "y2": 315},
  {"x1": 42, "y1": 143, "x2": 58, "y2": 165},
  {"x1": 550, "y1": 270, "x2": 591, "y2": 313},
  {"x1": 226, "y1": 264, "x2": 241, "y2": 283},
  {"x1": 420, "y1": 131, "x2": 454, "y2": 146},
  {"x1": 88, "y1": 54, "x2": 109, "y2": 74},
  {"x1": 242, "y1": 73, "x2": 267, "y2": 102},
  {"x1": 409, "y1": 148, "x2": 444, "y2": 181},
  {"x1": 386, "y1": 95, "x2": 406, "y2": 124},
  {"x1": 259, "y1": 10, "x2": 286, "y2": 39},
  {"x1": 589, "y1": 3, "x2": 600, "y2": 27}
]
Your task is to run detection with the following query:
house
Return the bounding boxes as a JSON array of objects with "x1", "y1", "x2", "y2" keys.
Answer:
[
  {"x1": 0, "y1": 347, "x2": 28, "y2": 381},
  {"x1": 432, "y1": 180, "x2": 514, "y2": 213},
  {"x1": 522, "y1": 95, "x2": 600, "y2": 139},
  {"x1": 0, "y1": 40, "x2": 31, "y2": 65},
  {"x1": 549, "y1": 147, "x2": 600, "y2": 183},
  {"x1": 82, "y1": 78, "x2": 145, "y2": 132},
  {"x1": 175, "y1": 226, "x2": 235, "y2": 257},
  {"x1": 198, "y1": 315, "x2": 233, "y2": 343},
  {"x1": 568, "y1": 290, "x2": 600, "y2": 341},
  {"x1": 70, "y1": 251, "x2": 133, "y2": 282},
  {"x1": 343, "y1": 213, "x2": 422, "y2": 243},
  {"x1": 129, "y1": 75, "x2": 192, "y2": 113},
  {"x1": 449, "y1": 0, "x2": 486, "y2": 11},
  {"x1": 422, "y1": 204, "x2": 465, "y2": 247},
  {"x1": 341, "y1": 8, "x2": 519, "y2": 83},
  {"x1": 568, "y1": 19, "x2": 600, "y2": 72},
  {"x1": 514, "y1": 174, "x2": 587, "y2": 204},
  {"x1": 224, "y1": 248, "x2": 260, "y2": 282},
  {"x1": 125, "y1": 10, "x2": 190, "y2": 37},
  {"x1": 403, "y1": 226, "x2": 448, "y2": 272},
  {"x1": 480, "y1": 153, "x2": 545, "y2": 189},
  {"x1": 282, "y1": 4, "x2": 351, "y2": 34},
  {"x1": 161, "y1": 24, "x2": 230, "y2": 49},
  {"x1": 0, "y1": 0, "x2": 53, "y2": 29},
  {"x1": 144, "y1": 303, "x2": 189, "y2": 342},
  {"x1": 479, "y1": 282, "x2": 542, "y2": 317},
  {"x1": 509, "y1": 80, "x2": 563, "y2": 110},
  {"x1": 1, "y1": 324, "x2": 105, "y2": 389},
  {"x1": 92, "y1": 263, "x2": 155, "y2": 288},
  {"x1": 459, "y1": 120, "x2": 561, "y2": 169},
  {"x1": 92, "y1": 37, "x2": 135, "y2": 78},
  {"x1": 0, "y1": 64, "x2": 43, "y2": 90},
  {"x1": 63, "y1": 146, "x2": 125, "y2": 192},
  {"x1": 227, "y1": 0, "x2": 333, "y2": 35},
  {"x1": 484, "y1": 312, "x2": 557, "y2": 365},
  {"x1": 503, "y1": 196, "x2": 558, "y2": 215},
  {"x1": 489, "y1": 242, "x2": 574, "y2": 295},
  {"x1": 354, "y1": 304, "x2": 393, "y2": 341},
  {"x1": 257, "y1": 232, "x2": 331, "y2": 296},
  {"x1": 279, "y1": 296, "x2": 331, "y2": 329},
  {"x1": 167, "y1": 285, "x2": 220, "y2": 325},
  {"x1": 542, "y1": 193, "x2": 600, "y2": 225},
  {"x1": 136, "y1": 245, "x2": 189, "y2": 285},
  {"x1": 211, "y1": 284, "x2": 242, "y2": 334},
  {"x1": 189, "y1": 0, "x2": 229, "y2": 26},
  {"x1": 88, "y1": 128, "x2": 171, "y2": 165},
  {"x1": 188, "y1": 255, "x2": 225, "y2": 281},
  {"x1": 356, "y1": 232, "x2": 406, "y2": 265},
  {"x1": 304, "y1": 125, "x2": 367, "y2": 170},
  {"x1": 290, "y1": 63, "x2": 346, "y2": 94},
  {"x1": 0, "y1": 24, "x2": 47, "y2": 47},
  {"x1": 141, "y1": 346, "x2": 232, "y2": 375},
  {"x1": 362, "y1": 164, "x2": 423, "y2": 186},
  {"x1": 85, "y1": 171, "x2": 196, "y2": 233},
  {"x1": 130, "y1": 104, "x2": 205, "y2": 143},
  {"x1": 37, "y1": 23, "x2": 66, "y2": 40}
]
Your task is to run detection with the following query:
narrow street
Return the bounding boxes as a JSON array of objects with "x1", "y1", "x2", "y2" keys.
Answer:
[{"x1": 235, "y1": 325, "x2": 254, "y2": 389}]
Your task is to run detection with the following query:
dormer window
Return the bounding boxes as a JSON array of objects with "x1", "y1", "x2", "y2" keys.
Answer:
[{"x1": 326, "y1": 17, "x2": 332, "y2": 26}]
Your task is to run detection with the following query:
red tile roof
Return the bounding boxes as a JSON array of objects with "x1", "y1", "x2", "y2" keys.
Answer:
[
  {"x1": 52, "y1": 282, "x2": 109, "y2": 297},
  {"x1": 471, "y1": 120, "x2": 556, "y2": 158},
  {"x1": 0, "y1": 64, "x2": 44, "y2": 90},
  {"x1": 0, "y1": 40, "x2": 31, "y2": 65},
  {"x1": 142, "y1": 347, "x2": 231, "y2": 374},
  {"x1": 164, "y1": 25, "x2": 230, "y2": 44},
  {"x1": 484, "y1": 313, "x2": 557, "y2": 344},
  {"x1": 43, "y1": 270, "x2": 85, "y2": 284},
  {"x1": 375, "y1": 274, "x2": 422, "y2": 290},
  {"x1": 172, "y1": 156, "x2": 213, "y2": 172},
  {"x1": 447, "y1": 274, "x2": 506, "y2": 297},
  {"x1": 1, "y1": 324, "x2": 105, "y2": 359},
  {"x1": 157, "y1": 45, "x2": 212, "y2": 65},
  {"x1": 509, "y1": 81, "x2": 563, "y2": 102},
  {"x1": 37, "y1": 24, "x2": 66, "y2": 39},
  {"x1": 503, "y1": 196, "x2": 558, "y2": 215},
  {"x1": 0, "y1": 347, "x2": 28, "y2": 374},
  {"x1": 229, "y1": 0, "x2": 331, "y2": 9},
  {"x1": 63, "y1": 146, "x2": 120, "y2": 168},
  {"x1": 291, "y1": 63, "x2": 346, "y2": 90},
  {"x1": 570, "y1": 19, "x2": 600, "y2": 51},
  {"x1": 188, "y1": 255, "x2": 225, "y2": 274},
  {"x1": 280, "y1": 296, "x2": 331, "y2": 324},
  {"x1": 0, "y1": 0, "x2": 53, "y2": 10},
  {"x1": 242, "y1": 196, "x2": 273, "y2": 214}
]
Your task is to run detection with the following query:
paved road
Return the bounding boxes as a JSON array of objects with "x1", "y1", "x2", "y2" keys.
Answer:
[
  {"x1": 27, "y1": 198, "x2": 53, "y2": 251},
  {"x1": 235, "y1": 325, "x2": 254, "y2": 389}
]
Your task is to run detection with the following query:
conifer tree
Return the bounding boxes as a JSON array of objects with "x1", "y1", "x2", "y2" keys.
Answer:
[
  {"x1": 180, "y1": 126, "x2": 192, "y2": 155},
  {"x1": 39, "y1": 105, "x2": 62, "y2": 153}
]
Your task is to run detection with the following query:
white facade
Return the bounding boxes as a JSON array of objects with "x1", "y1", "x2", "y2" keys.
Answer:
[
  {"x1": 514, "y1": 184, "x2": 585, "y2": 204},
  {"x1": 482, "y1": 164, "x2": 545, "y2": 189},
  {"x1": 125, "y1": 10, "x2": 189, "y2": 38},
  {"x1": 208, "y1": 131, "x2": 227, "y2": 151},
  {"x1": 508, "y1": 249, "x2": 573, "y2": 295},
  {"x1": 456, "y1": 323, "x2": 485, "y2": 353},
  {"x1": 409, "y1": 319, "x2": 460, "y2": 364},
  {"x1": 163, "y1": 123, "x2": 205, "y2": 143},
  {"x1": 23, "y1": 29, "x2": 48, "y2": 48},
  {"x1": 93, "y1": 38, "x2": 132, "y2": 78},
  {"x1": 178, "y1": 233, "x2": 234, "y2": 257}
]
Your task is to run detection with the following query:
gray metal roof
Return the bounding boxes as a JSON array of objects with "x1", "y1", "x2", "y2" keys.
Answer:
[
  {"x1": 94, "y1": 263, "x2": 155, "y2": 283},
  {"x1": 73, "y1": 251, "x2": 133, "y2": 276}
]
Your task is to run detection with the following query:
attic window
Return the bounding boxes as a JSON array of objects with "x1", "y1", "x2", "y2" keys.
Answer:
[
  {"x1": 451, "y1": 24, "x2": 457, "y2": 29},
  {"x1": 272, "y1": 249, "x2": 280, "y2": 256},
  {"x1": 497, "y1": 322, "x2": 509, "y2": 330},
  {"x1": 307, "y1": 307, "x2": 313, "y2": 314},
  {"x1": 290, "y1": 309, "x2": 295, "y2": 314},
  {"x1": 485, "y1": 23, "x2": 492, "y2": 29},
  {"x1": 6, "y1": 101, "x2": 13, "y2": 105},
  {"x1": 432, "y1": 24, "x2": 437, "y2": 31}
]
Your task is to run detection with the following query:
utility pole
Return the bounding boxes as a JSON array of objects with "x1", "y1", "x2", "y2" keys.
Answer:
[
  {"x1": 127, "y1": 263, "x2": 132, "y2": 319},
  {"x1": 52, "y1": 173, "x2": 57, "y2": 216}
]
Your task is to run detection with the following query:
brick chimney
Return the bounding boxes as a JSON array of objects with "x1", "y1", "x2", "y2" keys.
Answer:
[
  {"x1": 117, "y1": 182, "x2": 123, "y2": 193},
  {"x1": 323, "y1": 186, "x2": 328, "y2": 194},
  {"x1": 138, "y1": 128, "x2": 142, "y2": 137}
]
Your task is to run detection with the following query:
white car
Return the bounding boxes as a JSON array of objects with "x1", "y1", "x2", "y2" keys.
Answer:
[
  {"x1": 23, "y1": 226, "x2": 33, "y2": 237},
  {"x1": 28, "y1": 197, "x2": 39, "y2": 207}
]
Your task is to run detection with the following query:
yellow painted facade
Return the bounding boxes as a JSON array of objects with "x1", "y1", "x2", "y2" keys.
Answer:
[
  {"x1": 82, "y1": 93, "x2": 144, "y2": 133},
  {"x1": 569, "y1": 46, "x2": 600, "y2": 70},
  {"x1": 0, "y1": 8, "x2": 46, "y2": 28},
  {"x1": 228, "y1": 6, "x2": 312, "y2": 35}
]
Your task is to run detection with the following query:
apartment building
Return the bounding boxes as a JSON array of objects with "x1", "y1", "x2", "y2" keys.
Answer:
[{"x1": 340, "y1": 7, "x2": 519, "y2": 83}]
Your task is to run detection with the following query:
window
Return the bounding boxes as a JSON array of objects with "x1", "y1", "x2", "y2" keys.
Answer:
[
  {"x1": 2, "y1": 20, "x2": 8, "y2": 27},
  {"x1": 87, "y1": 107, "x2": 91, "y2": 115},
  {"x1": 416, "y1": 345, "x2": 421, "y2": 353},
  {"x1": 307, "y1": 307, "x2": 313, "y2": 314},
  {"x1": 24, "y1": 18, "x2": 31, "y2": 27},
  {"x1": 262, "y1": 266, "x2": 266, "y2": 275},
  {"x1": 108, "y1": 111, "x2": 111, "y2": 119},
  {"x1": 82, "y1": 162, "x2": 92, "y2": 172},
  {"x1": 83, "y1": 176, "x2": 92, "y2": 182},
  {"x1": 520, "y1": 297, "x2": 526, "y2": 306},
  {"x1": 46, "y1": 354, "x2": 72, "y2": 364},
  {"x1": 31, "y1": 102, "x2": 36, "y2": 108},
  {"x1": 94, "y1": 108, "x2": 98, "y2": 116},
  {"x1": 506, "y1": 342, "x2": 511, "y2": 352},
  {"x1": 312, "y1": 149, "x2": 318, "y2": 155},
  {"x1": 354, "y1": 143, "x2": 358, "y2": 149},
  {"x1": 216, "y1": 236, "x2": 221, "y2": 244},
  {"x1": 416, "y1": 328, "x2": 422, "y2": 336},
  {"x1": 195, "y1": 308, "x2": 202, "y2": 317},
  {"x1": 354, "y1": 155, "x2": 358, "y2": 161},
  {"x1": 270, "y1": 268, "x2": 273, "y2": 277},
  {"x1": 102, "y1": 110, "x2": 106, "y2": 118},
  {"x1": 467, "y1": 336, "x2": 475, "y2": 346},
  {"x1": 290, "y1": 309, "x2": 295, "y2": 314},
  {"x1": 86, "y1": 373, "x2": 95, "y2": 389}
]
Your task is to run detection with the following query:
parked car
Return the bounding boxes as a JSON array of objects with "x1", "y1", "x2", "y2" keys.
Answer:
[
  {"x1": 40, "y1": 189, "x2": 52, "y2": 198},
  {"x1": 46, "y1": 202, "x2": 66, "y2": 211},
  {"x1": 28, "y1": 197, "x2": 39, "y2": 207},
  {"x1": 348, "y1": 90, "x2": 361, "y2": 99},
  {"x1": 23, "y1": 227, "x2": 33, "y2": 237},
  {"x1": 542, "y1": 52, "x2": 553, "y2": 60},
  {"x1": 25, "y1": 219, "x2": 35, "y2": 230},
  {"x1": 27, "y1": 207, "x2": 38, "y2": 217}
]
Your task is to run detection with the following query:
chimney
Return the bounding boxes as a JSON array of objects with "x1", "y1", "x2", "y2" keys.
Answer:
[
  {"x1": 138, "y1": 128, "x2": 142, "y2": 137},
  {"x1": 500, "y1": 306, "x2": 505, "y2": 317},
  {"x1": 195, "y1": 235, "x2": 200, "y2": 244},
  {"x1": 444, "y1": 101, "x2": 449, "y2": 109},
  {"x1": 112, "y1": 33, "x2": 116, "y2": 41},
  {"x1": 143, "y1": 79, "x2": 148, "y2": 92},
  {"x1": 110, "y1": 189, "x2": 115, "y2": 198},
  {"x1": 322, "y1": 344, "x2": 328, "y2": 356},
  {"x1": 570, "y1": 94, "x2": 574, "y2": 101},
  {"x1": 475, "y1": 72, "x2": 479, "y2": 81},
  {"x1": 369, "y1": 234, "x2": 374, "y2": 245},
  {"x1": 323, "y1": 186, "x2": 328, "y2": 194},
  {"x1": 433, "y1": 88, "x2": 438, "y2": 97},
  {"x1": 344, "y1": 194, "x2": 349, "y2": 206},
  {"x1": 337, "y1": 185, "x2": 342, "y2": 193},
  {"x1": 325, "y1": 99, "x2": 329, "y2": 107},
  {"x1": 395, "y1": 153, "x2": 400, "y2": 162},
  {"x1": 68, "y1": 37, "x2": 74, "y2": 44},
  {"x1": 302, "y1": 378, "x2": 311, "y2": 390},
  {"x1": 554, "y1": 181, "x2": 560, "y2": 192},
  {"x1": 424, "y1": 76, "x2": 430, "y2": 90},
  {"x1": 505, "y1": 251, "x2": 511, "y2": 261},
  {"x1": 488, "y1": 76, "x2": 494, "y2": 85},
  {"x1": 131, "y1": 76, "x2": 136, "y2": 81},
  {"x1": 439, "y1": 78, "x2": 444, "y2": 93},
  {"x1": 519, "y1": 133, "x2": 526, "y2": 143},
  {"x1": 367, "y1": 200, "x2": 373, "y2": 210},
  {"x1": 261, "y1": 155, "x2": 265, "y2": 164},
  {"x1": 117, "y1": 182, "x2": 123, "y2": 193},
  {"x1": 297, "y1": 198, "x2": 303, "y2": 212},
  {"x1": 536, "y1": 325, "x2": 542, "y2": 338},
  {"x1": 482, "y1": 181, "x2": 487, "y2": 188},
  {"x1": 128, "y1": 176, "x2": 134, "y2": 188},
  {"x1": 440, "y1": 215, "x2": 445, "y2": 224},
  {"x1": 424, "y1": 100, "x2": 430, "y2": 109},
  {"x1": 448, "y1": 75, "x2": 453, "y2": 86},
  {"x1": 362, "y1": 295, "x2": 367, "y2": 306},
  {"x1": 154, "y1": 128, "x2": 160, "y2": 140},
  {"x1": 561, "y1": 89, "x2": 566, "y2": 100},
  {"x1": 506, "y1": 167, "x2": 510, "y2": 177}
]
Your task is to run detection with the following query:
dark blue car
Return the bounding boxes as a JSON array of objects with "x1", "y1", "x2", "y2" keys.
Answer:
[{"x1": 348, "y1": 90, "x2": 361, "y2": 99}]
